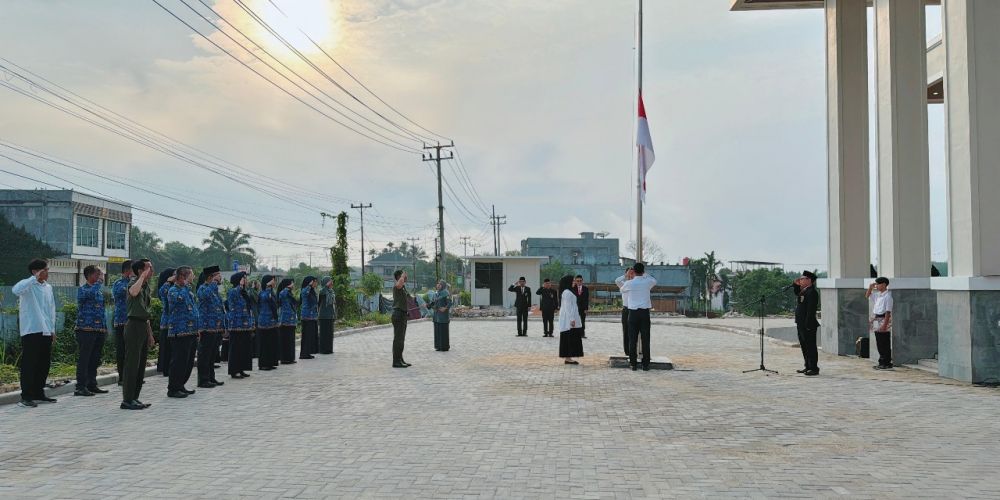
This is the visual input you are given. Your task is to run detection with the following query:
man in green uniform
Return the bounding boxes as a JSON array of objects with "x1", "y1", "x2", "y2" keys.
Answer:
[
  {"x1": 122, "y1": 259, "x2": 156, "y2": 410},
  {"x1": 391, "y1": 270, "x2": 411, "y2": 368}
]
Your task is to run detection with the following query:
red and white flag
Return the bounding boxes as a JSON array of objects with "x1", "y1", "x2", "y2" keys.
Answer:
[{"x1": 636, "y1": 92, "x2": 655, "y2": 203}]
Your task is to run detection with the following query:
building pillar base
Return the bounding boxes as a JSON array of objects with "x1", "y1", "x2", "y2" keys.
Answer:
[
  {"x1": 935, "y1": 287, "x2": 1000, "y2": 383},
  {"x1": 818, "y1": 279, "x2": 868, "y2": 356}
]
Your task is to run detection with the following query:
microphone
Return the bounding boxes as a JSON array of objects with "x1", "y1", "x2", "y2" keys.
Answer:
[{"x1": 780, "y1": 283, "x2": 795, "y2": 291}]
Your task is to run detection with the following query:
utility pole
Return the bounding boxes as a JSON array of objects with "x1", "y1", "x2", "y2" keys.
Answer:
[
  {"x1": 489, "y1": 206, "x2": 507, "y2": 256},
  {"x1": 460, "y1": 236, "x2": 470, "y2": 257},
  {"x1": 434, "y1": 237, "x2": 440, "y2": 280},
  {"x1": 347, "y1": 203, "x2": 373, "y2": 272},
  {"x1": 423, "y1": 142, "x2": 454, "y2": 280},
  {"x1": 406, "y1": 236, "x2": 420, "y2": 287}
]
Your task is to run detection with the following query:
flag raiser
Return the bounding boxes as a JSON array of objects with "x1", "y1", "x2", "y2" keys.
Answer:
[{"x1": 637, "y1": 93, "x2": 655, "y2": 203}]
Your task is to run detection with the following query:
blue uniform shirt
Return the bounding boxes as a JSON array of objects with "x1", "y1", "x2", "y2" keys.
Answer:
[
  {"x1": 197, "y1": 282, "x2": 226, "y2": 332},
  {"x1": 300, "y1": 287, "x2": 318, "y2": 321},
  {"x1": 279, "y1": 288, "x2": 297, "y2": 326},
  {"x1": 158, "y1": 282, "x2": 172, "y2": 330},
  {"x1": 257, "y1": 289, "x2": 279, "y2": 329},
  {"x1": 166, "y1": 285, "x2": 200, "y2": 337},
  {"x1": 75, "y1": 282, "x2": 107, "y2": 333},
  {"x1": 226, "y1": 287, "x2": 254, "y2": 332},
  {"x1": 112, "y1": 276, "x2": 130, "y2": 327}
]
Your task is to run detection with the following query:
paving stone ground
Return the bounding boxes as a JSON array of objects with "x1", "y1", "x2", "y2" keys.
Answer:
[{"x1": 2, "y1": 317, "x2": 999, "y2": 499}]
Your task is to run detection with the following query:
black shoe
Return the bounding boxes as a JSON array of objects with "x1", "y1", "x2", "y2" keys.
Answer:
[
  {"x1": 582, "y1": 335, "x2": 587, "y2": 339},
  {"x1": 213, "y1": 364, "x2": 221, "y2": 369},
  {"x1": 197, "y1": 382, "x2": 216, "y2": 388},
  {"x1": 281, "y1": 360, "x2": 297, "y2": 364},
  {"x1": 392, "y1": 363, "x2": 408, "y2": 368},
  {"x1": 211, "y1": 380, "x2": 224, "y2": 386},
  {"x1": 564, "y1": 360, "x2": 579, "y2": 365},
  {"x1": 803, "y1": 369, "x2": 819, "y2": 376},
  {"x1": 74, "y1": 388, "x2": 95, "y2": 397},
  {"x1": 231, "y1": 373, "x2": 243, "y2": 379},
  {"x1": 300, "y1": 355, "x2": 315, "y2": 360},
  {"x1": 134, "y1": 400, "x2": 151, "y2": 408},
  {"x1": 796, "y1": 368, "x2": 808, "y2": 374},
  {"x1": 167, "y1": 391, "x2": 188, "y2": 398},
  {"x1": 240, "y1": 372, "x2": 250, "y2": 377},
  {"x1": 260, "y1": 366, "x2": 275, "y2": 371},
  {"x1": 642, "y1": 365, "x2": 650, "y2": 371},
  {"x1": 401, "y1": 361, "x2": 412, "y2": 367},
  {"x1": 37, "y1": 396, "x2": 57, "y2": 403},
  {"x1": 18, "y1": 399, "x2": 37, "y2": 408},
  {"x1": 120, "y1": 400, "x2": 145, "y2": 410},
  {"x1": 631, "y1": 364, "x2": 638, "y2": 371},
  {"x1": 87, "y1": 386, "x2": 109, "y2": 394},
  {"x1": 181, "y1": 388, "x2": 196, "y2": 394}
]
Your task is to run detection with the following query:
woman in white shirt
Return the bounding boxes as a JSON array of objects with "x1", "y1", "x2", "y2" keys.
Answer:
[{"x1": 557, "y1": 274, "x2": 584, "y2": 364}]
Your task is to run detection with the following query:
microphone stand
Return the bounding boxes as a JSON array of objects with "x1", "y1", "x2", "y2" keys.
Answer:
[{"x1": 742, "y1": 285, "x2": 791, "y2": 375}]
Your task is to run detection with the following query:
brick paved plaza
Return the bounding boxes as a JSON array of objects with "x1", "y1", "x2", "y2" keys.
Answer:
[{"x1": 2, "y1": 318, "x2": 999, "y2": 499}]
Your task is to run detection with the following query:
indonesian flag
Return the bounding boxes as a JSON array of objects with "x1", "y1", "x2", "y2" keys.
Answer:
[{"x1": 637, "y1": 92, "x2": 655, "y2": 203}]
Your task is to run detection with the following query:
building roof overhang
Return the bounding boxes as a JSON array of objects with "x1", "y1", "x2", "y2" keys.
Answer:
[{"x1": 730, "y1": 0, "x2": 938, "y2": 10}]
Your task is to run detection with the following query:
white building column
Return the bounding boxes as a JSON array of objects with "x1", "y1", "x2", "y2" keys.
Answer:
[
  {"x1": 818, "y1": 0, "x2": 871, "y2": 355},
  {"x1": 872, "y1": 0, "x2": 937, "y2": 366},
  {"x1": 935, "y1": 0, "x2": 1000, "y2": 383}
]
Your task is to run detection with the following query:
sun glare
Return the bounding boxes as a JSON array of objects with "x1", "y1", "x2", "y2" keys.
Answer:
[{"x1": 254, "y1": 0, "x2": 339, "y2": 55}]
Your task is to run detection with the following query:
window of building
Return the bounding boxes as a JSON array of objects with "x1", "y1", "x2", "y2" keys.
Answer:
[
  {"x1": 76, "y1": 215, "x2": 100, "y2": 248},
  {"x1": 106, "y1": 221, "x2": 126, "y2": 250}
]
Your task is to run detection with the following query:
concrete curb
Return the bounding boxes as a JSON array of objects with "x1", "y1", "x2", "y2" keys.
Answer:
[{"x1": 0, "y1": 366, "x2": 159, "y2": 406}]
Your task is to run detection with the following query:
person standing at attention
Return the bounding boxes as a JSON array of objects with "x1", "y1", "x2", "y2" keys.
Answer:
[
  {"x1": 508, "y1": 277, "x2": 531, "y2": 337},
  {"x1": 225, "y1": 271, "x2": 254, "y2": 379},
  {"x1": 317, "y1": 277, "x2": 336, "y2": 354},
  {"x1": 573, "y1": 275, "x2": 590, "y2": 338},
  {"x1": 196, "y1": 266, "x2": 225, "y2": 389},
  {"x1": 74, "y1": 265, "x2": 109, "y2": 397},
  {"x1": 299, "y1": 276, "x2": 319, "y2": 360},
  {"x1": 792, "y1": 270, "x2": 821, "y2": 376},
  {"x1": 277, "y1": 278, "x2": 298, "y2": 364},
  {"x1": 867, "y1": 277, "x2": 894, "y2": 370},
  {"x1": 256, "y1": 275, "x2": 280, "y2": 371},
  {"x1": 536, "y1": 278, "x2": 558, "y2": 337},
  {"x1": 111, "y1": 260, "x2": 134, "y2": 384},
  {"x1": 13, "y1": 259, "x2": 58, "y2": 408},
  {"x1": 121, "y1": 258, "x2": 156, "y2": 410},
  {"x1": 614, "y1": 267, "x2": 635, "y2": 357},
  {"x1": 166, "y1": 267, "x2": 200, "y2": 398},
  {"x1": 156, "y1": 268, "x2": 176, "y2": 377},
  {"x1": 432, "y1": 280, "x2": 452, "y2": 351},
  {"x1": 621, "y1": 263, "x2": 656, "y2": 371},
  {"x1": 391, "y1": 270, "x2": 412, "y2": 368},
  {"x1": 557, "y1": 275, "x2": 584, "y2": 365}
]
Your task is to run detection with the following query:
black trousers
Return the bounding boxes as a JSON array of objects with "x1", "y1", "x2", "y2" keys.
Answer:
[
  {"x1": 391, "y1": 311, "x2": 407, "y2": 364},
  {"x1": 580, "y1": 310, "x2": 587, "y2": 337},
  {"x1": 627, "y1": 308, "x2": 651, "y2": 367},
  {"x1": 122, "y1": 319, "x2": 149, "y2": 402},
  {"x1": 541, "y1": 308, "x2": 555, "y2": 335},
  {"x1": 319, "y1": 319, "x2": 334, "y2": 354},
  {"x1": 300, "y1": 320, "x2": 318, "y2": 358},
  {"x1": 515, "y1": 306, "x2": 529, "y2": 335},
  {"x1": 228, "y1": 331, "x2": 253, "y2": 375},
  {"x1": 113, "y1": 325, "x2": 126, "y2": 382},
  {"x1": 157, "y1": 328, "x2": 172, "y2": 376},
  {"x1": 19, "y1": 332, "x2": 52, "y2": 401},
  {"x1": 875, "y1": 331, "x2": 892, "y2": 367},
  {"x1": 75, "y1": 331, "x2": 106, "y2": 390},
  {"x1": 279, "y1": 325, "x2": 297, "y2": 363},
  {"x1": 434, "y1": 321, "x2": 450, "y2": 351},
  {"x1": 797, "y1": 324, "x2": 819, "y2": 371},
  {"x1": 621, "y1": 308, "x2": 630, "y2": 356},
  {"x1": 258, "y1": 327, "x2": 280, "y2": 369},
  {"x1": 168, "y1": 335, "x2": 197, "y2": 393},
  {"x1": 219, "y1": 333, "x2": 229, "y2": 362},
  {"x1": 197, "y1": 331, "x2": 221, "y2": 384}
]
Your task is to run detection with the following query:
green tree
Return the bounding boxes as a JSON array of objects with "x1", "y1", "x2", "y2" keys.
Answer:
[
  {"x1": 129, "y1": 225, "x2": 163, "y2": 261},
  {"x1": 329, "y1": 211, "x2": 356, "y2": 318},
  {"x1": 541, "y1": 259, "x2": 574, "y2": 283},
  {"x1": 286, "y1": 262, "x2": 324, "y2": 285},
  {"x1": 202, "y1": 226, "x2": 256, "y2": 270},
  {"x1": 731, "y1": 269, "x2": 797, "y2": 316},
  {"x1": 0, "y1": 212, "x2": 59, "y2": 284},
  {"x1": 359, "y1": 272, "x2": 383, "y2": 299},
  {"x1": 160, "y1": 241, "x2": 203, "y2": 269}
]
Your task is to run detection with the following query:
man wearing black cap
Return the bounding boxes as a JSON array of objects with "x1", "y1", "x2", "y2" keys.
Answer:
[
  {"x1": 792, "y1": 271, "x2": 820, "y2": 376},
  {"x1": 536, "y1": 279, "x2": 558, "y2": 337},
  {"x1": 196, "y1": 266, "x2": 225, "y2": 388},
  {"x1": 508, "y1": 277, "x2": 531, "y2": 336}
]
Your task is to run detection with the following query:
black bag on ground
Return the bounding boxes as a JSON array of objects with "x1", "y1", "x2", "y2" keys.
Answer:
[{"x1": 856, "y1": 336, "x2": 870, "y2": 358}]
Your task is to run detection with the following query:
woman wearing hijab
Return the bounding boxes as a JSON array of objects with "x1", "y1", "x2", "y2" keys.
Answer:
[
  {"x1": 557, "y1": 274, "x2": 584, "y2": 365},
  {"x1": 318, "y1": 277, "x2": 336, "y2": 354},
  {"x1": 247, "y1": 278, "x2": 261, "y2": 359},
  {"x1": 299, "y1": 276, "x2": 319, "y2": 360},
  {"x1": 156, "y1": 268, "x2": 176, "y2": 376},
  {"x1": 256, "y1": 275, "x2": 280, "y2": 371},
  {"x1": 226, "y1": 272, "x2": 254, "y2": 378},
  {"x1": 432, "y1": 280, "x2": 452, "y2": 352},
  {"x1": 196, "y1": 266, "x2": 225, "y2": 388},
  {"x1": 277, "y1": 278, "x2": 298, "y2": 364}
]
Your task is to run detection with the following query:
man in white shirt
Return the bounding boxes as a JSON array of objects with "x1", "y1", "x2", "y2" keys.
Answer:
[
  {"x1": 12, "y1": 258, "x2": 58, "y2": 408},
  {"x1": 614, "y1": 267, "x2": 634, "y2": 356},
  {"x1": 866, "y1": 277, "x2": 894, "y2": 369},
  {"x1": 620, "y1": 262, "x2": 657, "y2": 371}
]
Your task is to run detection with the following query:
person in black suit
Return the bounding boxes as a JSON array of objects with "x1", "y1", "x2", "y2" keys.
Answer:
[
  {"x1": 536, "y1": 279, "x2": 559, "y2": 337},
  {"x1": 573, "y1": 275, "x2": 590, "y2": 338},
  {"x1": 508, "y1": 277, "x2": 531, "y2": 336},
  {"x1": 792, "y1": 270, "x2": 820, "y2": 376}
]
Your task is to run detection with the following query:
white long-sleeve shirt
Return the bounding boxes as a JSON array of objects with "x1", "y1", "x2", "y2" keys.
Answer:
[
  {"x1": 620, "y1": 274, "x2": 656, "y2": 310},
  {"x1": 615, "y1": 274, "x2": 631, "y2": 309},
  {"x1": 557, "y1": 289, "x2": 581, "y2": 333},
  {"x1": 12, "y1": 276, "x2": 56, "y2": 336}
]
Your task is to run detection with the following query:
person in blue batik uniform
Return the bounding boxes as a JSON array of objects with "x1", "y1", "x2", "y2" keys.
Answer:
[
  {"x1": 256, "y1": 275, "x2": 280, "y2": 371},
  {"x1": 226, "y1": 272, "x2": 254, "y2": 378},
  {"x1": 277, "y1": 278, "x2": 298, "y2": 364},
  {"x1": 156, "y1": 268, "x2": 176, "y2": 376},
  {"x1": 74, "y1": 265, "x2": 108, "y2": 397},
  {"x1": 196, "y1": 266, "x2": 225, "y2": 389},
  {"x1": 166, "y1": 267, "x2": 200, "y2": 398},
  {"x1": 299, "y1": 276, "x2": 319, "y2": 359},
  {"x1": 111, "y1": 260, "x2": 135, "y2": 383},
  {"x1": 318, "y1": 277, "x2": 336, "y2": 354}
]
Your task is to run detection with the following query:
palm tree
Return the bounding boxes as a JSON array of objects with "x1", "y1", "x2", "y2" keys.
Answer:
[
  {"x1": 129, "y1": 226, "x2": 162, "y2": 260},
  {"x1": 203, "y1": 226, "x2": 256, "y2": 269}
]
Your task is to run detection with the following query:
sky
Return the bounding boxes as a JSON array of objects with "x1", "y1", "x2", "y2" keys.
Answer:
[{"x1": 0, "y1": 0, "x2": 948, "y2": 272}]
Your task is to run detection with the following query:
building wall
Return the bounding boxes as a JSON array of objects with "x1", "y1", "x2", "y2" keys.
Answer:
[{"x1": 521, "y1": 232, "x2": 620, "y2": 266}]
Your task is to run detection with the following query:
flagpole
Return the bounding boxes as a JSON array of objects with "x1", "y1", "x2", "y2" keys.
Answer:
[{"x1": 636, "y1": 0, "x2": 644, "y2": 264}]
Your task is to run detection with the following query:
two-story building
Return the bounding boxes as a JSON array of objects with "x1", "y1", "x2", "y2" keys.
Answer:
[
  {"x1": 521, "y1": 232, "x2": 619, "y2": 266},
  {"x1": 363, "y1": 251, "x2": 416, "y2": 289}
]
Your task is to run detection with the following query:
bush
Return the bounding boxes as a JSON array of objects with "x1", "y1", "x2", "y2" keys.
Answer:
[{"x1": 459, "y1": 290, "x2": 471, "y2": 307}]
